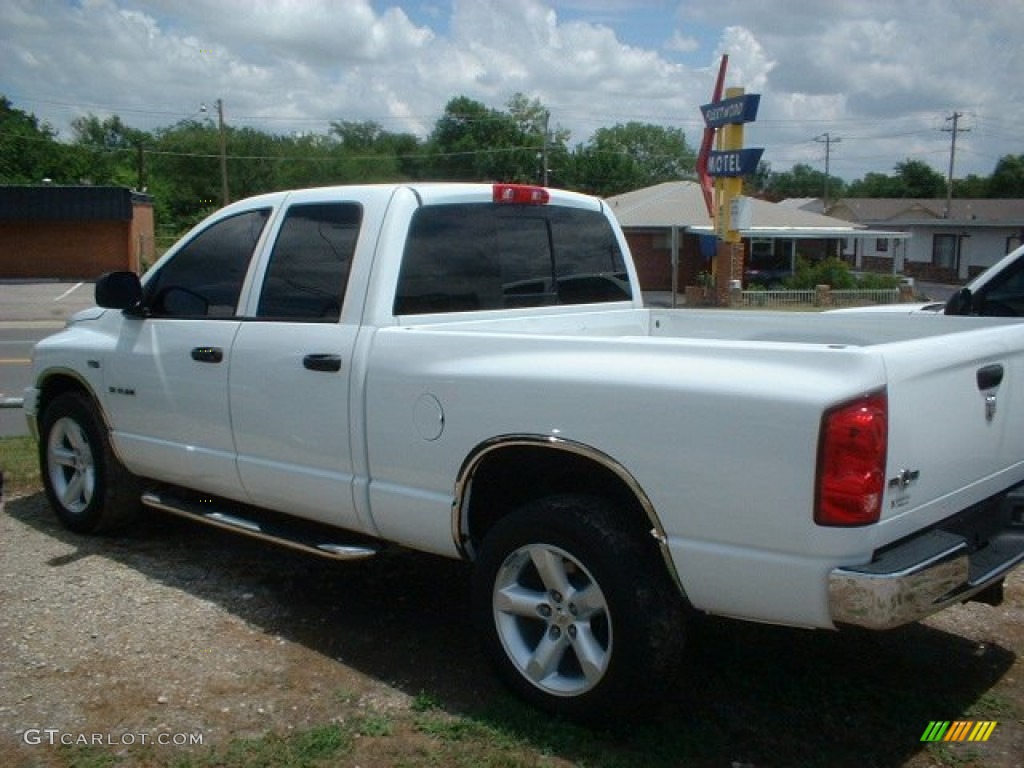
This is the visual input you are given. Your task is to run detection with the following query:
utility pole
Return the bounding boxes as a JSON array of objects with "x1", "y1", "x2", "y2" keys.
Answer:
[
  {"x1": 814, "y1": 133, "x2": 841, "y2": 212},
  {"x1": 217, "y1": 98, "x2": 229, "y2": 206},
  {"x1": 135, "y1": 141, "x2": 145, "y2": 190},
  {"x1": 541, "y1": 109, "x2": 550, "y2": 186},
  {"x1": 943, "y1": 111, "x2": 968, "y2": 219}
]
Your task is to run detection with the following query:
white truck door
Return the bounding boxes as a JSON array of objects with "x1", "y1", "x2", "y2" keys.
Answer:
[
  {"x1": 104, "y1": 208, "x2": 271, "y2": 500},
  {"x1": 228, "y1": 200, "x2": 364, "y2": 529}
]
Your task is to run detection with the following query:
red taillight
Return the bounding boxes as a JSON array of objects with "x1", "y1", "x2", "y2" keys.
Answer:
[
  {"x1": 492, "y1": 184, "x2": 550, "y2": 205},
  {"x1": 815, "y1": 391, "x2": 887, "y2": 526}
]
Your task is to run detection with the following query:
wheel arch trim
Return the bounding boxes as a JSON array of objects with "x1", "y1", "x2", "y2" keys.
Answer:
[
  {"x1": 452, "y1": 434, "x2": 683, "y2": 593},
  {"x1": 34, "y1": 369, "x2": 124, "y2": 461}
]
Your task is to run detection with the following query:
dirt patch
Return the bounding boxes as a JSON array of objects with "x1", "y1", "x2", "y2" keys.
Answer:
[{"x1": 1, "y1": 490, "x2": 1021, "y2": 767}]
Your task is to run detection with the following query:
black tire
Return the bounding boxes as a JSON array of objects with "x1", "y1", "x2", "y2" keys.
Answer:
[
  {"x1": 39, "y1": 391, "x2": 141, "y2": 534},
  {"x1": 472, "y1": 493, "x2": 685, "y2": 722}
]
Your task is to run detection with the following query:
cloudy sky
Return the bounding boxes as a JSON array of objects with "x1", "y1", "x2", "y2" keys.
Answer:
[{"x1": 1, "y1": 0, "x2": 1020, "y2": 183}]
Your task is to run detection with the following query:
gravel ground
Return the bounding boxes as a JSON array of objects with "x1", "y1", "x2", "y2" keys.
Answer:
[
  {"x1": 0, "y1": 489, "x2": 497, "y2": 767},
  {"x1": 1, "y1": 486, "x2": 1022, "y2": 767}
]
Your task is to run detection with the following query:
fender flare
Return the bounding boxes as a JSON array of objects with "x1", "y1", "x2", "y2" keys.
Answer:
[{"x1": 452, "y1": 433, "x2": 684, "y2": 594}]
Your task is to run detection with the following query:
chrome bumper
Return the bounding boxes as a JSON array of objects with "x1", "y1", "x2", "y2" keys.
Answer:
[{"x1": 829, "y1": 494, "x2": 1024, "y2": 630}]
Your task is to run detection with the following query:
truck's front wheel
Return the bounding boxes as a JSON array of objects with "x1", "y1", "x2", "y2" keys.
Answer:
[
  {"x1": 472, "y1": 494, "x2": 684, "y2": 721},
  {"x1": 39, "y1": 391, "x2": 140, "y2": 534}
]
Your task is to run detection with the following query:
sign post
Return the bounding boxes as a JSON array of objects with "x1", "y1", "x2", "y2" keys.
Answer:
[{"x1": 699, "y1": 79, "x2": 763, "y2": 304}]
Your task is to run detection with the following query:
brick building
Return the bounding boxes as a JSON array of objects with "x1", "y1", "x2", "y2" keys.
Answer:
[
  {"x1": 824, "y1": 198, "x2": 1024, "y2": 283},
  {"x1": 606, "y1": 181, "x2": 907, "y2": 294},
  {"x1": 0, "y1": 186, "x2": 154, "y2": 279}
]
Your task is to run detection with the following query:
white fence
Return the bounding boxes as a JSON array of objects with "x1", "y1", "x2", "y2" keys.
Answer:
[
  {"x1": 829, "y1": 288, "x2": 902, "y2": 307},
  {"x1": 735, "y1": 287, "x2": 900, "y2": 309}
]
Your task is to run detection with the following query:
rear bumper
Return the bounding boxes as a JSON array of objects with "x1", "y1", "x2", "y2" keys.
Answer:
[{"x1": 829, "y1": 490, "x2": 1024, "y2": 630}]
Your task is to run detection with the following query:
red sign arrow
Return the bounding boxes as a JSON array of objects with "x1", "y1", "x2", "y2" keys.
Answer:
[{"x1": 697, "y1": 55, "x2": 728, "y2": 218}]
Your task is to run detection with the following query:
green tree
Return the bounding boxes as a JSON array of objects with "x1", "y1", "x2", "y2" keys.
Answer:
[
  {"x1": 568, "y1": 122, "x2": 695, "y2": 197},
  {"x1": 988, "y1": 154, "x2": 1024, "y2": 198},
  {"x1": 764, "y1": 163, "x2": 844, "y2": 200},
  {"x1": 846, "y1": 159, "x2": 946, "y2": 198},
  {"x1": 955, "y1": 173, "x2": 990, "y2": 198},
  {"x1": 426, "y1": 96, "x2": 538, "y2": 182},
  {"x1": 328, "y1": 120, "x2": 423, "y2": 181},
  {"x1": 846, "y1": 171, "x2": 902, "y2": 197},
  {"x1": 147, "y1": 118, "x2": 225, "y2": 235},
  {"x1": 894, "y1": 159, "x2": 945, "y2": 198},
  {"x1": 505, "y1": 93, "x2": 570, "y2": 185},
  {"x1": 224, "y1": 126, "x2": 281, "y2": 200},
  {"x1": 70, "y1": 114, "x2": 150, "y2": 187},
  {"x1": 0, "y1": 96, "x2": 74, "y2": 183},
  {"x1": 274, "y1": 132, "x2": 345, "y2": 189}
]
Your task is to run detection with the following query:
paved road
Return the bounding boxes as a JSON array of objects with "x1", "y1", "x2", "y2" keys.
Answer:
[
  {"x1": 0, "y1": 282, "x2": 93, "y2": 436},
  {"x1": 0, "y1": 327, "x2": 58, "y2": 436},
  {"x1": 0, "y1": 280, "x2": 96, "y2": 323}
]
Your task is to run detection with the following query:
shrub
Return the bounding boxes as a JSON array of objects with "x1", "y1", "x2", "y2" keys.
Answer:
[
  {"x1": 784, "y1": 257, "x2": 856, "y2": 290},
  {"x1": 782, "y1": 258, "x2": 901, "y2": 290},
  {"x1": 856, "y1": 271, "x2": 902, "y2": 289}
]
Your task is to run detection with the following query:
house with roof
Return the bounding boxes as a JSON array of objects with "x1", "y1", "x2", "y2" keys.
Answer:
[
  {"x1": 0, "y1": 185, "x2": 154, "y2": 280},
  {"x1": 823, "y1": 198, "x2": 1024, "y2": 283},
  {"x1": 605, "y1": 181, "x2": 906, "y2": 296}
]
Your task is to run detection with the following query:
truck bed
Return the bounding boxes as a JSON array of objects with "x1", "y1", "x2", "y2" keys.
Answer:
[
  {"x1": 400, "y1": 304, "x2": 1022, "y2": 346},
  {"x1": 370, "y1": 304, "x2": 1024, "y2": 625}
]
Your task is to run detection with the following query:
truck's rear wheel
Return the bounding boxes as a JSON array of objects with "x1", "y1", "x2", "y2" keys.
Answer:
[
  {"x1": 472, "y1": 493, "x2": 684, "y2": 722},
  {"x1": 39, "y1": 391, "x2": 140, "y2": 534}
]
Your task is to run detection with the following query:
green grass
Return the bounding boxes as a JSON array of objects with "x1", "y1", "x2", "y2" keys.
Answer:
[
  {"x1": 0, "y1": 435, "x2": 39, "y2": 494},
  {"x1": 217, "y1": 724, "x2": 352, "y2": 767}
]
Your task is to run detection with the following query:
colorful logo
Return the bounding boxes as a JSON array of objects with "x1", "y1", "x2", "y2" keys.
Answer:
[{"x1": 921, "y1": 721, "x2": 998, "y2": 742}]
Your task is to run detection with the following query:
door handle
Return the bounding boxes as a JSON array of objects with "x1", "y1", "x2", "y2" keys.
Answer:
[
  {"x1": 977, "y1": 363, "x2": 1004, "y2": 390},
  {"x1": 303, "y1": 353, "x2": 342, "y2": 373},
  {"x1": 191, "y1": 346, "x2": 224, "y2": 363}
]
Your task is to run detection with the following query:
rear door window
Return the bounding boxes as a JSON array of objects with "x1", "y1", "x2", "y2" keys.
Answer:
[{"x1": 256, "y1": 202, "x2": 362, "y2": 321}]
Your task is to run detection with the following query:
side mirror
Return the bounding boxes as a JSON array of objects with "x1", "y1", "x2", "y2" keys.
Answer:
[
  {"x1": 944, "y1": 287, "x2": 972, "y2": 316},
  {"x1": 95, "y1": 271, "x2": 143, "y2": 310}
]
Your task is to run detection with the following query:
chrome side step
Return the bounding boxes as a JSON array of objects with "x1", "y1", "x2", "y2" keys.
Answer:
[{"x1": 141, "y1": 490, "x2": 379, "y2": 561}]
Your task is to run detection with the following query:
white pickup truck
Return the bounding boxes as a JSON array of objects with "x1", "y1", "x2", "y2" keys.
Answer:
[
  {"x1": 24, "y1": 183, "x2": 1024, "y2": 720},
  {"x1": 832, "y1": 243, "x2": 1024, "y2": 318}
]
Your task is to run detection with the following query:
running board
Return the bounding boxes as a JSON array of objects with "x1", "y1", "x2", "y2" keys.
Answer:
[{"x1": 141, "y1": 490, "x2": 380, "y2": 561}]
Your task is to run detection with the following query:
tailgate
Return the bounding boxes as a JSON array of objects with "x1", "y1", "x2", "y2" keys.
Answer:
[{"x1": 880, "y1": 320, "x2": 1024, "y2": 531}]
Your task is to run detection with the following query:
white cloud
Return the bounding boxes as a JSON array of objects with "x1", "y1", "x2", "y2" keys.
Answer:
[
  {"x1": 0, "y1": 0, "x2": 1021, "y2": 180},
  {"x1": 665, "y1": 31, "x2": 699, "y2": 54}
]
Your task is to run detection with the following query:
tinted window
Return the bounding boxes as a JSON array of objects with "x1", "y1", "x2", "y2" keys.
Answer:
[
  {"x1": 145, "y1": 209, "x2": 270, "y2": 317},
  {"x1": 394, "y1": 203, "x2": 629, "y2": 315},
  {"x1": 978, "y1": 255, "x2": 1024, "y2": 316},
  {"x1": 256, "y1": 203, "x2": 362, "y2": 321}
]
